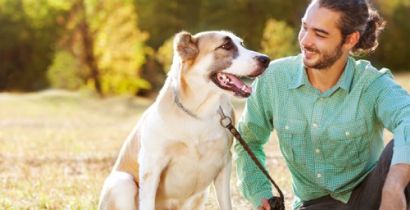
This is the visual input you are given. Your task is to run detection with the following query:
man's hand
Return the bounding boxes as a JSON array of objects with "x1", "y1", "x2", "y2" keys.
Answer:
[
  {"x1": 257, "y1": 198, "x2": 271, "y2": 210},
  {"x1": 379, "y1": 164, "x2": 410, "y2": 210}
]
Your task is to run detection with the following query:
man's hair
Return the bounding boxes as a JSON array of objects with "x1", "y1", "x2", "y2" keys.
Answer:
[{"x1": 314, "y1": 0, "x2": 386, "y2": 55}]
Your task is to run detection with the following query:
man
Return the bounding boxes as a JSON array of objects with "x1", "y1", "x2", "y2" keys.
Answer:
[{"x1": 235, "y1": 0, "x2": 410, "y2": 209}]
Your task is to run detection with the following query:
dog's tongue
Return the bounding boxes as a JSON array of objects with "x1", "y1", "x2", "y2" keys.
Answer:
[
  {"x1": 231, "y1": 76, "x2": 252, "y2": 94},
  {"x1": 217, "y1": 72, "x2": 252, "y2": 95}
]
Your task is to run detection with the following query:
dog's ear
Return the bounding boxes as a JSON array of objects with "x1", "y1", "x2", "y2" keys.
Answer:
[{"x1": 174, "y1": 31, "x2": 199, "y2": 61}]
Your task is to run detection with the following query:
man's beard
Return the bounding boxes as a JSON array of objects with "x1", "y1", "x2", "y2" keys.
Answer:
[{"x1": 302, "y1": 42, "x2": 343, "y2": 70}]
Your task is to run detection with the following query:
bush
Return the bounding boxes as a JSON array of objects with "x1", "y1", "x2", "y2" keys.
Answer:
[
  {"x1": 156, "y1": 36, "x2": 174, "y2": 73},
  {"x1": 47, "y1": 50, "x2": 84, "y2": 90},
  {"x1": 261, "y1": 18, "x2": 299, "y2": 59}
]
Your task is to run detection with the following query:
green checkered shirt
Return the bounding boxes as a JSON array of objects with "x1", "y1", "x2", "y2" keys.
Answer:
[{"x1": 234, "y1": 54, "x2": 410, "y2": 209}]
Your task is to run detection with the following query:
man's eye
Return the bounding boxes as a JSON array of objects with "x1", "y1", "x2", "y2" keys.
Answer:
[
  {"x1": 219, "y1": 42, "x2": 233, "y2": 50},
  {"x1": 316, "y1": 34, "x2": 326, "y2": 38}
]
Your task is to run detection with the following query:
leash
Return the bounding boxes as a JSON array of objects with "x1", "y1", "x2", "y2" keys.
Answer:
[{"x1": 218, "y1": 106, "x2": 285, "y2": 210}]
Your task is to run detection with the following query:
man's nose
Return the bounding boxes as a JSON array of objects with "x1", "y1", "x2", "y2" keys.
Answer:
[{"x1": 299, "y1": 31, "x2": 313, "y2": 48}]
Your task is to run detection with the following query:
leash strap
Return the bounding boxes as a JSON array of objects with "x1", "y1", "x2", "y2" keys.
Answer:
[{"x1": 218, "y1": 107, "x2": 285, "y2": 210}]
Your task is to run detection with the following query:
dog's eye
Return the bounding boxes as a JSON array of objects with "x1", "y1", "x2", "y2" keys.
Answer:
[{"x1": 219, "y1": 42, "x2": 233, "y2": 50}]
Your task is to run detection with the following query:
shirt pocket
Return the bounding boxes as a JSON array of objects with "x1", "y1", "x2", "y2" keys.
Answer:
[
  {"x1": 324, "y1": 119, "x2": 369, "y2": 169},
  {"x1": 276, "y1": 119, "x2": 307, "y2": 166}
]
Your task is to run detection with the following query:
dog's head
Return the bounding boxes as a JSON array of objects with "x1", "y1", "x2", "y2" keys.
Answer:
[{"x1": 172, "y1": 31, "x2": 270, "y2": 98}]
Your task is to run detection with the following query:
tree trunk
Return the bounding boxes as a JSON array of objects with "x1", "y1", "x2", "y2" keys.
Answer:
[{"x1": 78, "y1": 0, "x2": 103, "y2": 96}]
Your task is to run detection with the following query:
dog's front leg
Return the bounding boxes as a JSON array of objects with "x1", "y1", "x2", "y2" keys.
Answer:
[
  {"x1": 213, "y1": 155, "x2": 233, "y2": 210},
  {"x1": 139, "y1": 153, "x2": 169, "y2": 210}
]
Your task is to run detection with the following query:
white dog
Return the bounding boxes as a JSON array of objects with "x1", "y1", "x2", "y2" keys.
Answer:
[{"x1": 98, "y1": 30, "x2": 270, "y2": 210}]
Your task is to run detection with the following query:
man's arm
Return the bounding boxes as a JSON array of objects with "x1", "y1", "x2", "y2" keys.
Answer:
[
  {"x1": 380, "y1": 164, "x2": 410, "y2": 210},
  {"x1": 235, "y1": 74, "x2": 275, "y2": 209},
  {"x1": 371, "y1": 73, "x2": 410, "y2": 209}
]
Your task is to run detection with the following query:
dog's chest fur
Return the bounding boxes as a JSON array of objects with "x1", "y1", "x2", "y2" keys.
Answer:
[
  {"x1": 159, "y1": 136, "x2": 230, "y2": 199},
  {"x1": 141, "y1": 104, "x2": 233, "y2": 201}
]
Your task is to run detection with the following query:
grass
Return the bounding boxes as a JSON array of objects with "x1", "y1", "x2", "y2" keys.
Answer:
[
  {"x1": 0, "y1": 90, "x2": 151, "y2": 210},
  {"x1": 0, "y1": 73, "x2": 409, "y2": 210}
]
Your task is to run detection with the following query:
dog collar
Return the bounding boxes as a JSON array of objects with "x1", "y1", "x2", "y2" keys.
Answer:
[{"x1": 173, "y1": 88, "x2": 198, "y2": 119}]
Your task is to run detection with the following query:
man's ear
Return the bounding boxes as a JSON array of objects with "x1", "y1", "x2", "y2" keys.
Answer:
[
  {"x1": 344, "y1": 31, "x2": 360, "y2": 49},
  {"x1": 174, "y1": 31, "x2": 199, "y2": 61}
]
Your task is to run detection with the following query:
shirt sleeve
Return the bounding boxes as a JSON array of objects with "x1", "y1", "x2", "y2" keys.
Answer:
[
  {"x1": 372, "y1": 73, "x2": 410, "y2": 165},
  {"x1": 234, "y1": 73, "x2": 275, "y2": 208}
]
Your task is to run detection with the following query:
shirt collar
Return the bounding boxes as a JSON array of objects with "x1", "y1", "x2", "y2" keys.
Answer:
[
  {"x1": 288, "y1": 55, "x2": 306, "y2": 89},
  {"x1": 338, "y1": 56, "x2": 355, "y2": 92},
  {"x1": 288, "y1": 55, "x2": 355, "y2": 93}
]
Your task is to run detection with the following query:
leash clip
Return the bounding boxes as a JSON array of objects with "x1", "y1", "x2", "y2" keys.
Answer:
[
  {"x1": 220, "y1": 116, "x2": 232, "y2": 128},
  {"x1": 217, "y1": 106, "x2": 232, "y2": 128}
]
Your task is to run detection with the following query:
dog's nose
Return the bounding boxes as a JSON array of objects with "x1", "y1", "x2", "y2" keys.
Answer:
[{"x1": 255, "y1": 55, "x2": 270, "y2": 68}]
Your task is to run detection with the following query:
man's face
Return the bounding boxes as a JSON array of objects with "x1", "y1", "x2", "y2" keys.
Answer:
[{"x1": 298, "y1": 1, "x2": 346, "y2": 70}]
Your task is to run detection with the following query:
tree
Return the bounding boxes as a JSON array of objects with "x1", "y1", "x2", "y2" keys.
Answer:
[
  {"x1": 0, "y1": 0, "x2": 68, "y2": 91},
  {"x1": 53, "y1": 0, "x2": 149, "y2": 95},
  {"x1": 135, "y1": 0, "x2": 201, "y2": 49},
  {"x1": 93, "y1": 0, "x2": 149, "y2": 95}
]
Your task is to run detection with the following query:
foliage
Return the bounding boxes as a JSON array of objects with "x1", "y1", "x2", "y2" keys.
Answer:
[
  {"x1": 47, "y1": 50, "x2": 83, "y2": 90},
  {"x1": 0, "y1": 0, "x2": 68, "y2": 91},
  {"x1": 261, "y1": 19, "x2": 298, "y2": 60},
  {"x1": 54, "y1": 0, "x2": 150, "y2": 95},
  {"x1": 93, "y1": 0, "x2": 150, "y2": 95},
  {"x1": 0, "y1": 0, "x2": 409, "y2": 94},
  {"x1": 135, "y1": 0, "x2": 306, "y2": 50},
  {"x1": 371, "y1": 1, "x2": 410, "y2": 71},
  {"x1": 156, "y1": 36, "x2": 174, "y2": 72},
  {"x1": 375, "y1": 0, "x2": 410, "y2": 15},
  {"x1": 135, "y1": 0, "x2": 201, "y2": 49}
]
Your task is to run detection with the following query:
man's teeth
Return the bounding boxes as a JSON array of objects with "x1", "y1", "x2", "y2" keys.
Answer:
[
  {"x1": 305, "y1": 49, "x2": 315, "y2": 54},
  {"x1": 241, "y1": 85, "x2": 248, "y2": 92}
]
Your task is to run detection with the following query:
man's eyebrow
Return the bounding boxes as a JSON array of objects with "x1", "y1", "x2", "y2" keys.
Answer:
[
  {"x1": 302, "y1": 20, "x2": 330, "y2": 35},
  {"x1": 314, "y1": 28, "x2": 329, "y2": 35}
]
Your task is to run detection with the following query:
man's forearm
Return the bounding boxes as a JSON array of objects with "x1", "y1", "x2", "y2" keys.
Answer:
[
  {"x1": 379, "y1": 163, "x2": 410, "y2": 210},
  {"x1": 384, "y1": 163, "x2": 410, "y2": 190}
]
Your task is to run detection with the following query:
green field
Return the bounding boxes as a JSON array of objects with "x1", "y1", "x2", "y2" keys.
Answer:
[{"x1": 1, "y1": 73, "x2": 409, "y2": 209}]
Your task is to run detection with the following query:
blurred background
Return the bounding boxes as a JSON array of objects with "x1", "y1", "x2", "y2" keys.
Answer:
[
  {"x1": 0, "y1": 0, "x2": 409, "y2": 209},
  {"x1": 0, "y1": 0, "x2": 409, "y2": 96}
]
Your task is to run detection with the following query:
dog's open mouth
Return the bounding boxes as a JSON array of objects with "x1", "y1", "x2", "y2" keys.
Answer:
[{"x1": 211, "y1": 72, "x2": 253, "y2": 98}]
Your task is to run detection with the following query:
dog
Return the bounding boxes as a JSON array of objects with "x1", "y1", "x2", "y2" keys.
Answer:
[{"x1": 98, "y1": 30, "x2": 270, "y2": 210}]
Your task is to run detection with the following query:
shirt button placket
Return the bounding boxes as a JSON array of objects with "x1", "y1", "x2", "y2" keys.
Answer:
[
  {"x1": 311, "y1": 97, "x2": 325, "y2": 184},
  {"x1": 311, "y1": 97, "x2": 324, "y2": 142}
]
